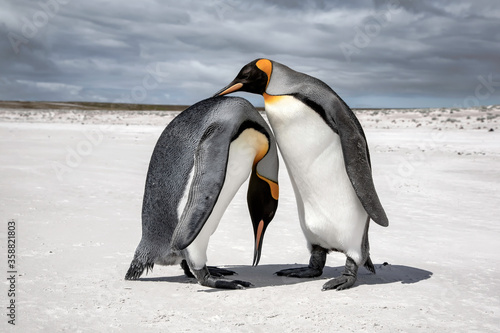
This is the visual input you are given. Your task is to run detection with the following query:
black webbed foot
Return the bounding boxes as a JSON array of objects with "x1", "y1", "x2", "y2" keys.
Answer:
[
  {"x1": 187, "y1": 260, "x2": 252, "y2": 289},
  {"x1": 181, "y1": 260, "x2": 236, "y2": 278},
  {"x1": 322, "y1": 275, "x2": 356, "y2": 290},
  {"x1": 275, "y1": 245, "x2": 327, "y2": 278},
  {"x1": 212, "y1": 279, "x2": 252, "y2": 289},
  {"x1": 276, "y1": 266, "x2": 323, "y2": 278},
  {"x1": 322, "y1": 257, "x2": 358, "y2": 291},
  {"x1": 207, "y1": 266, "x2": 237, "y2": 277}
]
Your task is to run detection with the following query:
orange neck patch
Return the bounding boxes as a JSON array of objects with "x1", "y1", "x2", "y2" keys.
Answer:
[
  {"x1": 256, "y1": 59, "x2": 272, "y2": 88},
  {"x1": 258, "y1": 175, "x2": 279, "y2": 200},
  {"x1": 252, "y1": 139, "x2": 279, "y2": 200},
  {"x1": 253, "y1": 139, "x2": 269, "y2": 166},
  {"x1": 263, "y1": 93, "x2": 285, "y2": 104}
]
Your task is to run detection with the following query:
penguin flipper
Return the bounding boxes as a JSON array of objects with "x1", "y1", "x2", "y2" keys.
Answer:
[
  {"x1": 332, "y1": 101, "x2": 389, "y2": 227},
  {"x1": 171, "y1": 125, "x2": 229, "y2": 250}
]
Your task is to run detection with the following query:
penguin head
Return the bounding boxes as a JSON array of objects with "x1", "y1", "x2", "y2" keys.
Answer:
[
  {"x1": 247, "y1": 169, "x2": 278, "y2": 267},
  {"x1": 214, "y1": 59, "x2": 272, "y2": 96},
  {"x1": 247, "y1": 135, "x2": 279, "y2": 267}
]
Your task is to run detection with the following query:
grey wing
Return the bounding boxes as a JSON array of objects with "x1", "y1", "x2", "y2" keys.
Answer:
[
  {"x1": 171, "y1": 124, "x2": 230, "y2": 250},
  {"x1": 331, "y1": 100, "x2": 389, "y2": 227}
]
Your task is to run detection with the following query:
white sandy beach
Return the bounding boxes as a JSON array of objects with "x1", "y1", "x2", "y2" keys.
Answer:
[{"x1": 1, "y1": 106, "x2": 499, "y2": 332}]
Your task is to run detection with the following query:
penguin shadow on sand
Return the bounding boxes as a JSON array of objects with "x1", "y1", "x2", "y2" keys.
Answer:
[
  {"x1": 137, "y1": 262, "x2": 432, "y2": 291},
  {"x1": 343, "y1": 263, "x2": 433, "y2": 287}
]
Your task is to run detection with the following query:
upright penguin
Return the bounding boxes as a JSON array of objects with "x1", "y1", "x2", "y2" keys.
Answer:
[
  {"x1": 215, "y1": 59, "x2": 388, "y2": 290},
  {"x1": 125, "y1": 96, "x2": 279, "y2": 289}
]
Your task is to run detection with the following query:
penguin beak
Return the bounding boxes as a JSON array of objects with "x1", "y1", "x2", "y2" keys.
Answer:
[
  {"x1": 252, "y1": 219, "x2": 266, "y2": 266},
  {"x1": 214, "y1": 81, "x2": 243, "y2": 97}
]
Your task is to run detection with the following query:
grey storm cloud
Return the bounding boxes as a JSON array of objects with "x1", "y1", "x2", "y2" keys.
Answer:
[{"x1": 1, "y1": 0, "x2": 499, "y2": 108}]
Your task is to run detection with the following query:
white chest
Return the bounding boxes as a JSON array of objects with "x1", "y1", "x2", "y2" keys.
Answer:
[
  {"x1": 264, "y1": 95, "x2": 367, "y2": 255},
  {"x1": 264, "y1": 95, "x2": 345, "y2": 196}
]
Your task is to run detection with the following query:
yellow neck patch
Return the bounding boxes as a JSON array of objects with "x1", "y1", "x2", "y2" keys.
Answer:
[
  {"x1": 256, "y1": 59, "x2": 272, "y2": 88},
  {"x1": 257, "y1": 174, "x2": 279, "y2": 200},
  {"x1": 252, "y1": 139, "x2": 269, "y2": 167},
  {"x1": 263, "y1": 93, "x2": 285, "y2": 104},
  {"x1": 252, "y1": 137, "x2": 279, "y2": 200}
]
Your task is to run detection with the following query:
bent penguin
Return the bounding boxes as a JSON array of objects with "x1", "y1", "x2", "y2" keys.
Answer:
[
  {"x1": 125, "y1": 96, "x2": 279, "y2": 289},
  {"x1": 215, "y1": 59, "x2": 388, "y2": 290}
]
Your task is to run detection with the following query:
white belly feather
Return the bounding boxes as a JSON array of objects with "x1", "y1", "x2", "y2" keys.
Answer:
[{"x1": 265, "y1": 95, "x2": 367, "y2": 262}]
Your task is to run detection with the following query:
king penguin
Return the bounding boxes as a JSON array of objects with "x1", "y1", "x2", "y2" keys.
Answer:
[
  {"x1": 125, "y1": 96, "x2": 279, "y2": 289},
  {"x1": 215, "y1": 59, "x2": 388, "y2": 290}
]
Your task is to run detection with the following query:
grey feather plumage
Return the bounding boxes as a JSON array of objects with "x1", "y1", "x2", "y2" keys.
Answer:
[{"x1": 125, "y1": 96, "x2": 278, "y2": 283}]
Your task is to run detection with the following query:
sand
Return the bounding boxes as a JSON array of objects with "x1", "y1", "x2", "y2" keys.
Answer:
[{"x1": 0, "y1": 105, "x2": 499, "y2": 332}]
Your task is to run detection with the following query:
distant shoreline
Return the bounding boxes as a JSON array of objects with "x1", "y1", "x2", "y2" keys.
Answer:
[
  {"x1": 0, "y1": 100, "x2": 192, "y2": 111},
  {"x1": 1, "y1": 102, "x2": 498, "y2": 130},
  {"x1": 2, "y1": 100, "x2": 488, "y2": 112}
]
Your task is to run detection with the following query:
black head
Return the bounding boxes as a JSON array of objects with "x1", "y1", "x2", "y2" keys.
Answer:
[
  {"x1": 214, "y1": 59, "x2": 272, "y2": 96},
  {"x1": 247, "y1": 158, "x2": 279, "y2": 266}
]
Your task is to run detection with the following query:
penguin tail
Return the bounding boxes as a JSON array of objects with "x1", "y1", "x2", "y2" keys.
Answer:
[
  {"x1": 125, "y1": 256, "x2": 154, "y2": 280},
  {"x1": 364, "y1": 256, "x2": 376, "y2": 274}
]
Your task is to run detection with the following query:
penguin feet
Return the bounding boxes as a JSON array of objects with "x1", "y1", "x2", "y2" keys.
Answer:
[
  {"x1": 275, "y1": 266, "x2": 323, "y2": 278},
  {"x1": 207, "y1": 266, "x2": 237, "y2": 277},
  {"x1": 181, "y1": 260, "x2": 236, "y2": 278},
  {"x1": 322, "y1": 257, "x2": 358, "y2": 291},
  {"x1": 209, "y1": 278, "x2": 253, "y2": 290},
  {"x1": 275, "y1": 245, "x2": 327, "y2": 278},
  {"x1": 322, "y1": 275, "x2": 356, "y2": 291},
  {"x1": 190, "y1": 264, "x2": 252, "y2": 290}
]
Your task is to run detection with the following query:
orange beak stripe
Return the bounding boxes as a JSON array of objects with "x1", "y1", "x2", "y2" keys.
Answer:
[
  {"x1": 255, "y1": 219, "x2": 265, "y2": 252},
  {"x1": 218, "y1": 82, "x2": 243, "y2": 96}
]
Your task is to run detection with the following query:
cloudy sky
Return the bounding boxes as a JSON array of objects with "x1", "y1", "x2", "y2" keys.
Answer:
[{"x1": 1, "y1": 0, "x2": 499, "y2": 108}]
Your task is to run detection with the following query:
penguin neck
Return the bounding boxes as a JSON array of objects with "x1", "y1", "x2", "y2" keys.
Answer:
[
  {"x1": 263, "y1": 92, "x2": 285, "y2": 104},
  {"x1": 262, "y1": 94, "x2": 297, "y2": 129}
]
